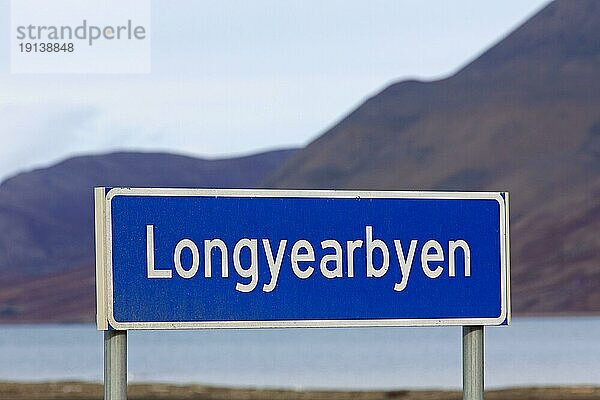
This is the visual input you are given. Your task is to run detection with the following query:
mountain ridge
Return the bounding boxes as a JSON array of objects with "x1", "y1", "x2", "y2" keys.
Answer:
[
  {"x1": 265, "y1": 0, "x2": 600, "y2": 314},
  {"x1": 0, "y1": 149, "x2": 297, "y2": 322},
  {"x1": 2, "y1": 0, "x2": 599, "y2": 322}
]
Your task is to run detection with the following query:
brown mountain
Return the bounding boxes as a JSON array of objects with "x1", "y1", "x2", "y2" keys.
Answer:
[
  {"x1": 266, "y1": 0, "x2": 600, "y2": 314},
  {"x1": 0, "y1": 149, "x2": 296, "y2": 322}
]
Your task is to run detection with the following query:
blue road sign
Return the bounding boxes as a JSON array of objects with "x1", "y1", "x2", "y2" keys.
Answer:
[{"x1": 95, "y1": 188, "x2": 510, "y2": 330}]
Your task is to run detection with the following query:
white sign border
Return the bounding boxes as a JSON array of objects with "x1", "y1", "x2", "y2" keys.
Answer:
[{"x1": 96, "y1": 188, "x2": 510, "y2": 330}]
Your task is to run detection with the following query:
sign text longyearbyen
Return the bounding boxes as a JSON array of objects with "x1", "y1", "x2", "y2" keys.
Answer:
[{"x1": 95, "y1": 188, "x2": 510, "y2": 330}]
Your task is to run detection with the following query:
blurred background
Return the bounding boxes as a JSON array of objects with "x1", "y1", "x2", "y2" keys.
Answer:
[{"x1": 0, "y1": 0, "x2": 599, "y2": 397}]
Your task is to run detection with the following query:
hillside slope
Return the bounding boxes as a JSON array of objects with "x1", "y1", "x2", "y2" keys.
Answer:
[
  {"x1": 0, "y1": 149, "x2": 296, "y2": 321},
  {"x1": 266, "y1": 0, "x2": 600, "y2": 313}
]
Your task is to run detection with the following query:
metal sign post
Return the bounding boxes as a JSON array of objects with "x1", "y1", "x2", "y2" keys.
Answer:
[
  {"x1": 463, "y1": 326, "x2": 484, "y2": 400},
  {"x1": 94, "y1": 188, "x2": 509, "y2": 397},
  {"x1": 104, "y1": 330, "x2": 127, "y2": 400}
]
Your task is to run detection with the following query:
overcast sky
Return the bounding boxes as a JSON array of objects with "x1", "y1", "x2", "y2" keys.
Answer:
[{"x1": 0, "y1": 0, "x2": 550, "y2": 182}]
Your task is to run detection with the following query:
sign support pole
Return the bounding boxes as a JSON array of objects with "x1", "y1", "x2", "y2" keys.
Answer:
[
  {"x1": 104, "y1": 330, "x2": 127, "y2": 400},
  {"x1": 463, "y1": 325, "x2": 484, "y2": 400}
]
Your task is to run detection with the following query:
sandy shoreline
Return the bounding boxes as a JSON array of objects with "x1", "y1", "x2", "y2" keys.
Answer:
[{"x1": 1, "y1": 382, "x2": 600, "y2": 400}]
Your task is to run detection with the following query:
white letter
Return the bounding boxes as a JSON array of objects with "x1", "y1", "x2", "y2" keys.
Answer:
[
  {"x1": 174, "y1": 239, "x2": 200, "y2": 279},
  {"x1": 320, "y1": 240, "x2": 343, "y2": 278},
  {"x1": 204, "y1": 239, "x2": 229, "y2": 278},
  {"x1": 291, "y1": 240, "x2": 315, "y2": 279},
  {"x1": 146, "y1": 225, "x2": 172, "y2": 278},
  {"x1": 233, "y1": 239, "x2": 258, "y2": 292},
  {"x1": 393, "y1": 240, "x2": 418, "y2": 291},
  {"x1": 421, "y1": 240, "x2": 444, "y2": 278},
  {"x1": 262, "y1": 239, "x2": 287, "y2": 292},
  {"x1": 449, "y1": 240, "x2": 471, "y2": 277},
  {"x1": 346, "y1": 240, "x2": 363, "y2": 278},
  {"x1": 366, "y1": 226, "x2": 389, "y2": 277}
]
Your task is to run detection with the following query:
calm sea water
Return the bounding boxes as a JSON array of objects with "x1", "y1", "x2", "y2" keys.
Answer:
[{"x1": 0, "y1": 317, "x2": 598, "y2": 389}]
